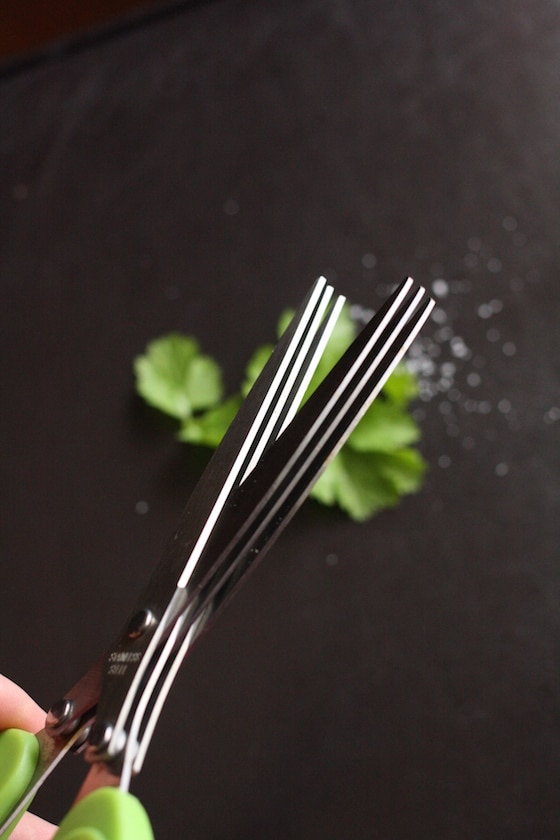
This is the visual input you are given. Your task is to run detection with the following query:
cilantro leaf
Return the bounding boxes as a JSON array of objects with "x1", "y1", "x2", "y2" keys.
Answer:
[
  {"x1": 381, "y1": 364, "x2": 419, "y2": 406},
  {"x1": 134, "y1": 333, "x2": 223, "y2": 420},
  {"x1": 311, "y1": 447, "x2": 427, "y2": 521},
  {"x1": 242, "y1": 344, "x2": 274, "y2": 397},
  {"x1": 134, "y1": 300, "x2": 429, "y2": 522},
  {"x1": 178, "y1": 395, "x2": 242, "y2": 448},
  {"x1": 346, "y1": 400, "x2": 421, "y2": 452}
]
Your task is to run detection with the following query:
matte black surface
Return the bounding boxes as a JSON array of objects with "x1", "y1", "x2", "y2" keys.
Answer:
[{"x1": 1, "y1": 1, "x2": 559, "y2": 837}]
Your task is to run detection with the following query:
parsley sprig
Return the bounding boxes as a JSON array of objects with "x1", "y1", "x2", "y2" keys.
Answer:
[{"x1": 134, "y1": 305, "x2": 427, "y2": 521}]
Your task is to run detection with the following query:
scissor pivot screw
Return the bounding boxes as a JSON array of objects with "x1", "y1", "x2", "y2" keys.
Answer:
[
  {"x1": 46, "y1": 698, "x2": 75, "y2": 734},
  {"x1": 127, "y1": 608, "x2": 155, "y2": 640}
]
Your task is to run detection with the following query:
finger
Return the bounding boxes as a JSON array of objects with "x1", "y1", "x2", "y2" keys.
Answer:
[
  {"x1": 0, "y1": 675, "x2": 45, "y2": 732},
  {"x1": 10, "y1": 812, "x2": 57, "y2": 840}
]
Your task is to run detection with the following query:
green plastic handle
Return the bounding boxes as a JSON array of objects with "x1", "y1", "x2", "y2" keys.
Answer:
[
  {"x1": 0, "y1": 728, "x2": 40, "y2": 839},
  {"x1": 54, "y1": 788, "x2": 154, "y2": 840}
]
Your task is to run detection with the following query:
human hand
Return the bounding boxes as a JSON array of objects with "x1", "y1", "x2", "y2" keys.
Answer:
[{"x1": 0, "y1": 674, "x2": 57, "y2": 840}]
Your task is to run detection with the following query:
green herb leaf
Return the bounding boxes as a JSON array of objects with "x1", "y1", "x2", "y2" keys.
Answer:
[
  {"x1": 380, "y1": 364, "x2": 420, "y2": 406},
  {"x1": 134, "y1": 301, "x2": 428, "y2": 522},
  {"x1": 242, "y1": 344, "x2": 274, "y2": 397},
  {"x1": 134, "y1": 333, "x2": 223, "y2": 420},
  {"x1": 178, "y1": 395, "x2": 242, "y2": 448},
  {"x1": 347, "y1": 400, "x2": 421, "y2": 452},
  {"x1": 311, "y1": 447, "x2": 427, "y2": 521}
]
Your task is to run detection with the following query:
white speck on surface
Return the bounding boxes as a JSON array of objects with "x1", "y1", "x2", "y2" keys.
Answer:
[
  {"x1": 544, "y1": 407, "x2": 560, "y2": 424},
  {"x1": 450, "y1": 336, "x2": 471, "y2": 359},
  {"x1": 349, "y1": 303, "x2": 374, "y2": 323},
  {"x1": 135, "y1": 500, "x2": 150, "y2": 515},
  {"x1": 431, "y1": 307, "x2": 448, "y2": 325},
  {"x1": 498, "y1": 399, "x2": 512, "y2": 414},
  {"x1": 488, "y1": 257, "x2": 503, "y2": 273},
  {"x1": 502, "y1": 216, "x2": 518, "y2": 232},
  {"x1": 432, "y1": 278, "x2": 449, "y2": 298},
  {"x1": 467, "y1": 372, "x2": 481, "y2": 387},
  {"x1": 434, "y1": 326, "x2": 453, "y2": 342},
  {"x1": 438, "y1": 455, "x2": 452, "y2": 468},
  {"x1": 477, "y1": 303, "x2": 493, "y2": 319},
  {"x1": 325, "y1": 553, "x2": 339, "y2": 566},
  {"x1": 361, "y1": 252, "x2": 377, "y2": 269},
  {"x1": 495, "y1": 463, "x2": 509, "y2": 477},
  {"x1": 223, "y1": 199, "x2": 240, "y2": 215},
  {"x1": 502, "y1": 342, "x2": 517, "y2": 357},
  {"x1": 441, "y1": 361, "x2": 456, "y2": 378}
]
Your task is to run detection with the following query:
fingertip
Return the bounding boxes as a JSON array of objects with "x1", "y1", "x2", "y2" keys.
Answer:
[
  {"x1": 0, "y1": 674, "x2": 46, "y2": 733},
  {"x1": 10, "y1": 812, "x2": 57, "y2": 840}
]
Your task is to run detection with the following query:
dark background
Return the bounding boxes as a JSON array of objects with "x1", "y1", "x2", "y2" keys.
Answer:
[{"x1": 1, "y1": 1, "x2": 560, "y2": 838}]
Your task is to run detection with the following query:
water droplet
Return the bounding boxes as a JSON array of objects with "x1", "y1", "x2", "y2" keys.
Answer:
[
  {"x1": 135, "y1": 500, "x2": 149, "y2": 515},
  {"x1": 349, "y1": 303, "x2": 374, "y2": 323},
  {"x1": 467, "y1": 372, "x2": 481, "y2": 387},
  {"x1": 432, "y1": 278, "x2": 449, "y2": 298},
  {"x1": 477, "y1": 303, "x2": 493, "y2": 319},
  {"x1": 502, "y1": 216, "x2": 517, "y2": 232},
  {"x1": 438, "y1": 455, "x2": 452, "y2": 468},
  {"x1": 486, "y1": 328, "x2": 501, "y2": 343},
  {"x1": 487, "y1": 257, "x2": 503, "y2": 274},
  {"x1": 435, "y1": 326, "x2": 453, "y2": 343},
  {"x1": 325, "y1": 553, "x2": 339, "y2": 566},
  {"x1": 450, "y1": 336, "x2": 471, "y2": 359},
  {"x1": 495, "y1": 463, "x2": 509, "y2": 477},
  {"x1": 498, "y1": 399, "x2": 512, "y2": 414},
  {"x1": 431, "y1": 307, "x2": 448, "y2": 325},
  {"x1": 544, "y1": 407, "x2": 560, "y2": 424},
  {"x1": 490, "y1": 299, "x2": 503, "y2": 313},
  {"x1": 502, "y1": 342, "x2": 516, "y2": 356},
  {"x1": 361, "y1": 252, "x2": 377, "y2": 269}
]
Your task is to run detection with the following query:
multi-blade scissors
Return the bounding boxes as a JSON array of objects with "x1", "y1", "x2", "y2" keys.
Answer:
[{"x1": 0, "y1": 277, "x2": 433, "y2": 839}]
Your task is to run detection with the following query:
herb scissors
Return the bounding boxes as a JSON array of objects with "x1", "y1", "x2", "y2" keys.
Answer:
[{"x1": 0, "y1": 277, "x2": 433, "y2": 839}]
